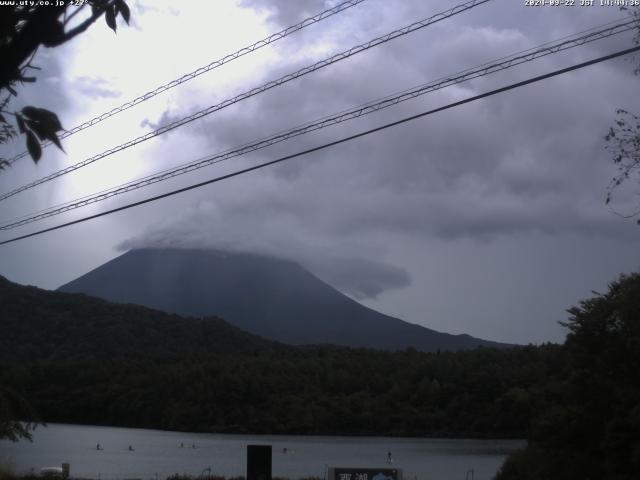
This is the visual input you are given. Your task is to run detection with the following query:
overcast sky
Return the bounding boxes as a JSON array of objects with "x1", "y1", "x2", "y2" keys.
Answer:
[{"x1": 1, "y1": 0, "x2": 640, "y2": 344}]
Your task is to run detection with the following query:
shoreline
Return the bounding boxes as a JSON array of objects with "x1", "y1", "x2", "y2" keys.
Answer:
[{"x1": 11, "y1": 422, "x2": 526, "y2": 443}]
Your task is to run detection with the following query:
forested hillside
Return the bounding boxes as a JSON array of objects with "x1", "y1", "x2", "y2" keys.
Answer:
[{"x1": 0, "y1": 275, "x2": 279, "y2": 361}]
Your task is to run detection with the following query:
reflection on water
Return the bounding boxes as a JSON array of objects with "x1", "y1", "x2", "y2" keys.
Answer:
[{"x1": 0, "y1": 424, "x2": 524, "y2": 480}]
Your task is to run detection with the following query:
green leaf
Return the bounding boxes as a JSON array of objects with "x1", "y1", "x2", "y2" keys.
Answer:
[
  {"x1": 26, "y1": 119, "x2": 47, "y2": 141},
  {"x1": 91, "y1": 0, "x2": 108, "y2": 16},
  {"x1": 25, "y1": 120, "x2": 64, "y2": 152},
  {"x1": 116, "y1": 0, "x2": 130, "y2": 24},
  {"x1": 42, "y1": 110, "x2": 64, "y2": 132},
  {"x1": 29, "y1": 107, "x2": 63, "y2": 132},
  {"x1": 105, "y1": 5, "x2": 117, "y2": 32},
  {"x1": 16, "y1": 115, "x2": 26, "y2": 134},
  {"x1": 50, "y1": 132, "x2": 64, "y2": 151},
  {"x1": 20, "y1": 107, "x2": 65, "y2": 152},
  {"x1": 25, "y1": 130, "x2": 41, "y2": 163},
  {"x1": 21, "y1": 106, "x2": 39, "y2": 118}
]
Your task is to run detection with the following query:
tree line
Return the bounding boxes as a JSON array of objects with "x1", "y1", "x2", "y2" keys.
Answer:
[{"x1": 0, "y1": 344, "x2": 564, "y2": 439}]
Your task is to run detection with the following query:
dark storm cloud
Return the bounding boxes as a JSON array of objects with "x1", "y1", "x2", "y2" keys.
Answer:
[
  {"x1": 118, "y1": 200, "x2": 412, "y2": 299},
  {"x1": 170, "y1": 31, "x2": 637, "y2": 238},
  {"x1": 307, "y1": 256, "x2": 411, "y2": 299},
  {"x1": 120, "y1": 0, "x2": 640, "y2": 297}
]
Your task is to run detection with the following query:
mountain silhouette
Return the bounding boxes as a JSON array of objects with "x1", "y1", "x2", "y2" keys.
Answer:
[
  {"x1": 0, "y1": 274, "x2": 278, "y2": 362},
  {"x1": 58, "y1": 248, "x2": 510, "y2": 351}
]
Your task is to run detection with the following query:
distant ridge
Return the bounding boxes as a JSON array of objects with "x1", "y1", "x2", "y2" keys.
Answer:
[
  {"x1": 58, "y1": 248, "x2": 510, "y2": 351},
  {"x1": 0, "y1": 274, "x2": 278, "y2": 362}
]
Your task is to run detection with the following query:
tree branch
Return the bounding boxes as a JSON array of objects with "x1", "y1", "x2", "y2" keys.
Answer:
[
  {"x1": 62, "y1": 5, "x2": 86, "y2": 28},
  {"x1": 0, "y1": 6, "x2": 64, "y2": 87},
  {"x1": 55, "y1": 2, "x2": 112, "y2": 46}
]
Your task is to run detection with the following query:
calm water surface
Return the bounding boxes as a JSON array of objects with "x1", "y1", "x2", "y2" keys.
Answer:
[{"x1": 0, "y1": 424, "x2": 524, "y2": 480}]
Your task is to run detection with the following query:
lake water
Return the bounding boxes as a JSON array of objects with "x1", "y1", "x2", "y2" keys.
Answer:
[{"x1": 0, "y1": 424, "x2": 524, "y2": 480}]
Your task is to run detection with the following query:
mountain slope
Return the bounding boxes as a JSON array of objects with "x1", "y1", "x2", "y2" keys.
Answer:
[
  {"x1": 58, "y1": 248, "x2": 509, "y2": 351},
  {"x1": 0, "y1": 274, "x2": 278, "y2": 362}
]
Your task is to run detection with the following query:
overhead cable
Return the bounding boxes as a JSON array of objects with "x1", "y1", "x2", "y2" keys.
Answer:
[
  {"x1": 6, "y1": 0, "x2": 369, "y2": 165},
  {"x1": 0, "y1": 0, "x2": 492, "y2": 202},
  {"x1": 1, "y1": 44, "x2": 638, "y2": 247},
  {"x1": 1, "y1": 17, "x2": 635, "y2": 230}
]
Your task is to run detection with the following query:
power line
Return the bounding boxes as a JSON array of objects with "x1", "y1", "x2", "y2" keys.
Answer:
[
  {"x1": 1, "y1": 17, "x2": 635, "y2": 230},
  {"x1": 6, "y1": 0, "x2": 368, "y2": 165},
  {"x1": 0, "y1": 0, "x2": 492, "y2": 203},
  {"x1": 1, "y1": 44, "x2": 638, "y2": 247}
]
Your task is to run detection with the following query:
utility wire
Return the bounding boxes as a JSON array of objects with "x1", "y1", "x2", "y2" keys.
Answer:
[
  {"x1": 1, "y1": 17, "x2": 635, "y2": 230},
  {"x1": 6, "y1": 0, "x2": 368, "y2": 165},
  {"x1": 1, "y1": 44, "x2": 638, "y2": 247},
  {"x1": 0, "y1": 0, "x2": 492, "y2": 203}
]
